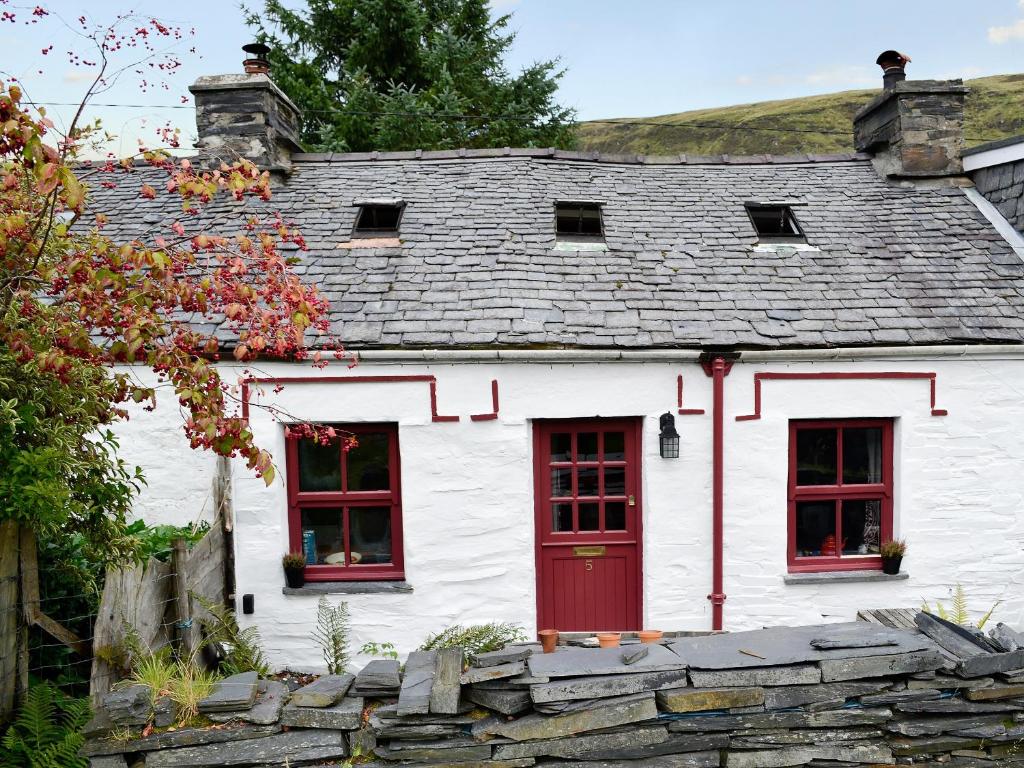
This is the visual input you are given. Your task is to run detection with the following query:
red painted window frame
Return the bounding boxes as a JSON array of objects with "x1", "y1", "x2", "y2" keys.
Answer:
[
  {"x1": 787, "y1": 418, "x2": 894, "y2": 573},
  {"x1": 286, "y1": 423, "x2": 404, "y2": 581}
]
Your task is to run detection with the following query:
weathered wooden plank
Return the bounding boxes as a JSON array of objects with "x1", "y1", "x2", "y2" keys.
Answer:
[
  {"x1": 397, "y1": 650, "x2": 437, "y2": 716},
  {"x1": 429, "y1": 648, "x2": 463, "y2": 714},
  {"x1": 0, "y1": 521, "x2": 19, "y2": 723},
  {"x1": 530, "y1": 669, "x2": 688, "y2": 704}
]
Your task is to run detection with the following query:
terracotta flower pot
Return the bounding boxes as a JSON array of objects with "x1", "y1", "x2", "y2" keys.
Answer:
[
  {"x1": 538, "y1": 629, "x2": 559, "y2": 653},
  {"x1": 637, "y1": 630, "x2": 663, "y2": 644},
  {"x1": 596, "y1": 632, "x2": 621, "y2": 648}
]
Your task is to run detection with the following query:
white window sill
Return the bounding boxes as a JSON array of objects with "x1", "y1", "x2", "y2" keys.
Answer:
[
  {"x1": 283, "y1": 581, "x2": 413, "y2": 595},
  {"x1": 783, "y1": 570, "x2": 909, "y2": 585}
]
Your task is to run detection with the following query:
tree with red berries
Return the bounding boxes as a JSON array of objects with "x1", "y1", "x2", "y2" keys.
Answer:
[{"x1": 0, "y1": 6, "x2": 344, "y2": 577}]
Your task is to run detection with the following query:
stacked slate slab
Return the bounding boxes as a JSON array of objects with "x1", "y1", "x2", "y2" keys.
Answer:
[{"x1": 81, "y1": 613, "x2": 1024, "y2": 767}]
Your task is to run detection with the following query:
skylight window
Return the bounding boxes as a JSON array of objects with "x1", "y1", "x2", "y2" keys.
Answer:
[
  {"x1": 746, "y1": 204, "x2": 805, "y2": 241},
  {"x1": 555, "y1": 202, "x2": 604, "y2": 241},
  {"x1": 354, "y1": 203, "x2": 403, "y2": 235}
]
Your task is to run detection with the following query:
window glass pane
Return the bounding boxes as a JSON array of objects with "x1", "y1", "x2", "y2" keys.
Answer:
[
  {"x1": 795, "y1": 500, "x2": 837, "y2": 558},
  {"x1": 605, "y1": 501, "x2": 626, "y2": 531},
  {"x1": 577, "y1": 467, "x2": 599, "y2": 497},
  {"x1": 550, "y1": 433, "x2": 571, "y2": 462},
  {"x1": 604, "y1": 432, "x2": 625, "y2": 461},
  {"x1": 551, "y1": 468, "x2": 573, "y2": 497},
  {"x1": 300, "y1": 508, "x2": 344, "y2": 565},
  {"x1": 604, "y1": 466, "x2": 625, "y2": 496},
  {"x1": 578, "y1": 432, "x2": 598, "y2": 461},
  {"x1": 841, "y1": 499, "x2": 882, "y2": 555},
  {"x1": 578, "y1": 503, "x2": 599, "y2": 531},
  {"x1": 347, "y1": 432, "x2": 390, "y2": 491},
  {"x1": 552, "y1": 503, "x2": 572, "y2": 532},
  {"x1": 796, "y1": 428, "x2": 837, "y2": 485},
  {"x1": 298, "y1": 439, "x2": 342, "y2": 492},
  {"x1": 843, "y1": 428, "x2": 883, "y2": 484},
  {"x1": 350, "y1": 506, "x2": 392, "y2": 565}
]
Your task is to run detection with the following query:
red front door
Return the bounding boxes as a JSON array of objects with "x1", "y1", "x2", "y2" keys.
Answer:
[{"x1": 534, "y1": 419, "x2": 643, "y2": 631}]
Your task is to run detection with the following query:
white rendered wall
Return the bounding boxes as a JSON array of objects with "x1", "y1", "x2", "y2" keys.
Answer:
[
  {"x1": 109, "y1": 366, "x2": 218, "y2": 527},
  {"x1": 118, "y1": 353, "x2": 1024, "y2": 670}
]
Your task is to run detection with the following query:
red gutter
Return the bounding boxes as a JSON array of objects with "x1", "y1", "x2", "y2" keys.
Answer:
[{"x1": 702, "y1": 355, "x2": 733, "y2": 631}]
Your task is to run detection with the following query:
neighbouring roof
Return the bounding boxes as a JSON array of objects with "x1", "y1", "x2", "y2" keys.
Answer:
[{"x1": 86, "y1": 150, "x2": 1024, "y2": 350}]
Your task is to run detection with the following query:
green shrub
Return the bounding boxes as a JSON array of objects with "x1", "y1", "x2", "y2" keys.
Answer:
[
  {"x1": 196, "y1": 596, "x2": 271, "y2": 677},
  {"x1": 420, "y1": 622, "x2": 526, "y2": 660},
  {"x1": 0, "y1": 682, "x2": 89, "y2": 768}
]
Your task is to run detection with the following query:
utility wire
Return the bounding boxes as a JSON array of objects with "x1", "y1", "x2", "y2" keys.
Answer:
[{"x1": 27, "y1": 101, "x2": 1006, "y2": 142}]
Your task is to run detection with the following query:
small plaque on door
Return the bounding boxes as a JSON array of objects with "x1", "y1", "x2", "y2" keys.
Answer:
[{"x1": 573, "y1": 545, "x2": 606, "y2": 557}]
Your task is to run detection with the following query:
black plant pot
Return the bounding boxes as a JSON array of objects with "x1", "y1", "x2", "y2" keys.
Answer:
[
  {"x1": 881, "y1": 556, "x2": 903, "y2": 575},
  {"x1": 284, "y1": 567, "x2": 306, "y2": 588}
]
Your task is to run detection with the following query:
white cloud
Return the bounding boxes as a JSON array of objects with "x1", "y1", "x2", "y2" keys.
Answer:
[
  {"x1": 989, "y1": 8, "x2": 1024, "y2": 44},
  {"x1": 736, "y1": 74, "x2": 753, "y2": 86}
]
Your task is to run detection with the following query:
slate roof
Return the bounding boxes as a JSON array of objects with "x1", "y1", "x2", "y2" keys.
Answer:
[{"x1": 87, "y1": 148, "x2": 1024, "y2": 350}]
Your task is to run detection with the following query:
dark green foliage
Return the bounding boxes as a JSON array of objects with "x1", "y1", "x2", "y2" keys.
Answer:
[
  {"x1": 420, "y1": 622, "x2": 526, "y2": 660},
  {"x1": 243, "y1": 0, "x2": 576, "y2": 151},
  {"x1": 125, "y1": 519, "x2": 211, "y2": 563},
  {"x1": 196, "y1": 595, "x2": 271, "y2": 677},
  {"x1": 0, "y1": 348, "x2": 143, "y2": 576},
  {"x1": 0, "y1": 682, "x2": 89, "y2": 768},
  {"x1": 314, "y1": 596, "x2": 350, "y2": 674}
]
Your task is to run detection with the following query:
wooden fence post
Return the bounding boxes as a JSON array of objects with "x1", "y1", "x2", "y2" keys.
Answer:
[
  {"x1": 0, "y1": 521, "x2": 18, "y2": 723},
  {"x1": 171, "y1": 537, "x2": 199, "y2": 660}
]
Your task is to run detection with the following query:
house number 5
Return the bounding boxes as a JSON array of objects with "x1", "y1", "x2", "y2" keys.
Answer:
[{"x1": 585, "y1": 559, "x2": 593, "y2": 571}]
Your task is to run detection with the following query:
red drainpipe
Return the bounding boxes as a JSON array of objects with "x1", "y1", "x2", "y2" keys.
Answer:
[{"x1": 701, "y1": 354, "x2": 734, "y2": 631}]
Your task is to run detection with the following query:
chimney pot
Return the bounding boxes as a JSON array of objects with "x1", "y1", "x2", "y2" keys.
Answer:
[
  {"x1": 875, "y1": 50, "x2": 909, "y2": 89},
  {"x1": 242, "y1": 42, "x2": 271, "y2": 75}
]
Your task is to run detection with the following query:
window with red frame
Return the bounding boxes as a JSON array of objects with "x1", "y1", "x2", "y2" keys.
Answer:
[
  {"x1": 286, "y1": 424, "x2": 404, "y2": 581},
  {"x1": 788, "y1": 419, "x2": 893, "y2": 573}
]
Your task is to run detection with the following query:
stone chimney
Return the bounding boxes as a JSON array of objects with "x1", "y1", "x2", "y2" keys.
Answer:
[
  {"x1": 853, "y1": 51, "x2": 967, "y2": 178},
  {"x1": 189, "y1": 44, "x2": 303, "y2": 173}
]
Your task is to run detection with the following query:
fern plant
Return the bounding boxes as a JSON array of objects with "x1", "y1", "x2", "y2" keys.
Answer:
[
  {"x1": 419, "y1": 622, "x2": 527, "y2": 660},
  {"x1": 196, "y1": 595, "x2": 271, "y2": 677},
  {"x1": 314, "y1": 597, "x2": 350, "y2": 674},
  {"x1": 922, "y1": 584, "x2": 1001, "y2": 629},
  {"x1": 0, "y1": 682, "x2": 89, "y2": 768}
]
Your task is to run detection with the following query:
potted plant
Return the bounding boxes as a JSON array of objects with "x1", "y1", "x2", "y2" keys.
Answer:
[
  {"x1": 880, "y1": 539, "x2": 907, "y2": 575},
  {"x1": 637, "y1": 630, "x2": 663, "y2": 644},
  {"x1": 282, "y1": 552, "x2": 307, "y2": 588}
]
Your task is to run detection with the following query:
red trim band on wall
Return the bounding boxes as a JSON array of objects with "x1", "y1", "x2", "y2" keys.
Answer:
[
  {"x1": 736, "y1": 371, "x2": 949, "y2": 421},
  {"x1": 677, "y1": 375, "x2": 706, "y2": 415},
  {"x1": 240, "y1": 374, "x2": 461, "y2": 422},
  {"x1": 470, "y1": 380, "x2": 500, "y2": 421}
]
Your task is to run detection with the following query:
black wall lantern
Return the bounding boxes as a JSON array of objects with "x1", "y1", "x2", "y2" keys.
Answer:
[{"x1": 659, "y1": 412, "x2": 680, "y2": 458}]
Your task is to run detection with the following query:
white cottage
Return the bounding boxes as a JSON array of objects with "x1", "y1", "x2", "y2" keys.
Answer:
[{"x1": 94, "y1": 53, "x2": 1024, "y2": 669}]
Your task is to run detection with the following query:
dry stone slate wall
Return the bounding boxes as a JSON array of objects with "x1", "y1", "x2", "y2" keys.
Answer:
[{"x1": 82, "y1": 613, "x2": 1024, "y2": 767}]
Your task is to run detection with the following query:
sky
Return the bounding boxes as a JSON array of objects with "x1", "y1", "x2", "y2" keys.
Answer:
[{"x1": 2, "y1": 0, "x2": 1023, "y2": 155}]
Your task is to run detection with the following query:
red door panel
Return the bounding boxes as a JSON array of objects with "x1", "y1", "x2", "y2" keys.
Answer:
[{"x1": 534, "y1": 419, "x2": 643, "y2": 631}]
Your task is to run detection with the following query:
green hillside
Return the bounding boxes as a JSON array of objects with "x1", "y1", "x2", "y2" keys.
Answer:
[{"x1": 576, "y1": 74, "x2": 1024, "y2": 156}]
